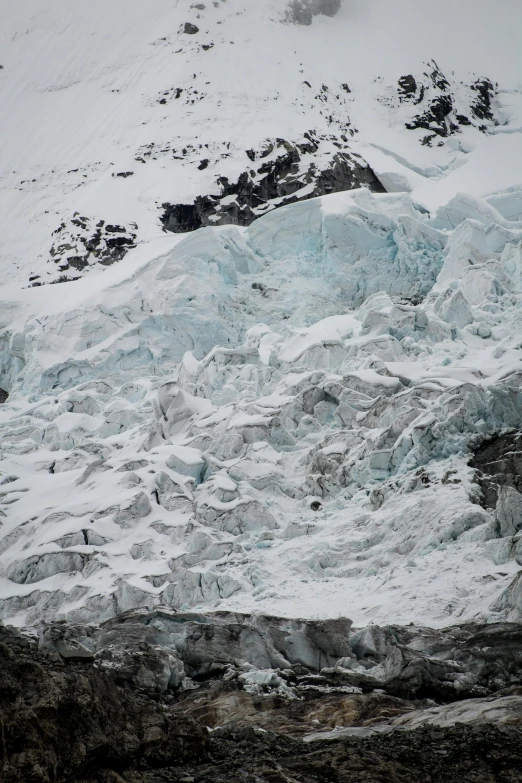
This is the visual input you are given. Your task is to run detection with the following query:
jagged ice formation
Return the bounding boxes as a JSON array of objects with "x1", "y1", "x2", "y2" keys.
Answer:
[{"x1": 1, "y1": 186, "x2": 522, "y2": 628}]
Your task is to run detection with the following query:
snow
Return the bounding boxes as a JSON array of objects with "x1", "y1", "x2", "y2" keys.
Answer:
[
  {"x1": 1, "y1": 0, "x2": 522, "y2": 629},
  {"x1": 2, "y1": 184, "x2": 522, "y2": 626},
  {"x1": 2, "y1": 0, "x2": 522, "y2": 284}
]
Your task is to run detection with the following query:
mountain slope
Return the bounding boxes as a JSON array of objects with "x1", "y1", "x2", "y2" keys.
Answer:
[{"x1": 1, "y1": 0, "x2": 521, "y2": 284}]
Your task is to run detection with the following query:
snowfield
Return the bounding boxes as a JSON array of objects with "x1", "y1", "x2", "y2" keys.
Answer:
[{"x1": 1, "y1": 0, "x2": 522, "y2": 629}]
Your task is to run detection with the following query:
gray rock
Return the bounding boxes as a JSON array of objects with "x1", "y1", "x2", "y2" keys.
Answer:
[
  {"x1": 29, "y1": 609, "x2": 522, "y2": 703},
  {"x1": 285, "y1": 0, "x2": 341, "y2": 25},
  {"x1": 161, "y1": 142, "x2": 384, "y2": 233},
  {"x1": 495, "y1": 486, "x2": 522, "y2": 537},
  {"x1": 393, "y1": 695, "x2": 522, "y2": 728}
]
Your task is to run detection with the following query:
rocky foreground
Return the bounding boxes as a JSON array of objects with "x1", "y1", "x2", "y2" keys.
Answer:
[{"x1": 2, "y1": 610, "x2": 522, "y2": 782}]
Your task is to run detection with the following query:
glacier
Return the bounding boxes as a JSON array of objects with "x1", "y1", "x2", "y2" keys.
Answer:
[
  {"x1": 1, "y1": 186, "x2": 522, "y2": 628},
  {"x1": 3, "y1": 2, "x2": 522, "y2": 777}
]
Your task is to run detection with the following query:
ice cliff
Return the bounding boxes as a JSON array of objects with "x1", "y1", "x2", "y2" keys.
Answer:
[{"x1": 1, "y1": 185, "x2": 522, "y2": 628}]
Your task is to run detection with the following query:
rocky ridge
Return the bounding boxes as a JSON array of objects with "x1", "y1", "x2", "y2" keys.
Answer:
[
  {"x1": 284, "y1": 0, "x2": 342, "y2": 26},
  {"x1": 37, "y1": 216, "x2": 138, "y2": 285},
  {"x1": 160, "y1": 140, "x2": 384, "y2": 232}
]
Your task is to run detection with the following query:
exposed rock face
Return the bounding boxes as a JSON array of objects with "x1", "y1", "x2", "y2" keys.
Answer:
[
  {"x1": 467, "y1": 434, "x2": 522, "y2": 619},
  {"x1": 285, "y1": 0, "x2": 342, "y2": 26},
  {"x1": 161, "y1": 141, "x2": 384, "y2": 232},
  {"x1": 470, "y1": 432, "x2": 522, "y2": 511},
  {"x1": 0, "y1": 623, "x2": 208, "y2": 783},
  {"x1": 194, "y1": 725, "x2": 522, "y2": 783},
  {"x1": 39, "y1": 215, "x2": 138, "y2": 285},
  {"x1": 399, "y1": 61, "x2": 497, "y2": 146},
  {"x1": 2, "y1": 616, "x2": 522, "y2": 783},
  {"x1": 32, "y1": 610, "x2": 522, "y2": 702}
]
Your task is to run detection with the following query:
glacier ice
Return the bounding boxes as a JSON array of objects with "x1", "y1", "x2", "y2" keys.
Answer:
[{"x1": 1, "y1": 187, "x2": 522, "y2": 628}]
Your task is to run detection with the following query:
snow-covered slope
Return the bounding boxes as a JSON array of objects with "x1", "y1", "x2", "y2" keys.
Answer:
[
  {"x1": 1, "y1": 0, "x2": 522, "y2": 628},
  {"x1": 1, "y1": 0, "x2": 521, "y2": 284}
]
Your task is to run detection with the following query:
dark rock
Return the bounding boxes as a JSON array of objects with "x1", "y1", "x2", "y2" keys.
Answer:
[
  {"x1": 2, "y1": 617, "x2": 522, "y2": 783},
  {"x1": 398, "y1": 74, "x2": 424, "y2": 104},
  {"x1": 183, "y1": 22, "x2": 200, "y2": 34},
  {"x1": 161, "y1": 203, "x2": 204, "y2": 232},
  {"x1": 188, "y1": 725, "x2": 522, "y2": 783},
  {"x1": 170, "y1": 677, "x2": 419, "y2": 735},
  {"x1": 471, "y1": 77, "x2": 496, "y2": 121},
  {"x1": 469, "y1": 432, "x2": 522, "y2": 509},
  {"x1": 406, "y1": 94, "x2": 454, "y2": 137},
  {"x1": 44, "y1": 216, "x2": 138, "y2": 283},
  {"x1": 0, "y1": 388, "x2": 8, "y2": 403},
  {"x1": 161, "y1": 139, "x2": 384, "y2": 233},
  {"x1": 67, "y1": 255, "x2": 90, "y2": 271},
  {"x1": 402, "y1": 62, "x2": 496, "y2": 145},
  {"x1": 428, "y1": 61, "x2": 450, "y2": 91},
  {"x1": 3, "y1": 614, "x2": 522, "y2": 781},
  {"x1": 0, "y1": 625, "x2": 208, "y2": 783}
]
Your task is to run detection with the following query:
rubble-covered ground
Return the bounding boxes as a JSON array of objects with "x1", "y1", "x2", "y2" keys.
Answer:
[{"x1": 2, "y1": 612, "x2": 522, "y2": 782}]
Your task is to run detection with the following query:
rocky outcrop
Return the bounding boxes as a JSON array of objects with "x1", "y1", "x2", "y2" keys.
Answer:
[
  {"x1": 161, "y1": 139, "x2": 384, "y2": 232},
  {"x1": 284, "y1": 0, "x2": 342, "y2": 26},
  {"x1": 197, "y1": 724, "x2": 522, "y2": 783},
  {"x1": 36, "y1": 215, "x2": 138, "y2": 285},
  {"x1": 2, "y1": 616, "x2": 522, "y2": 783},
  {"x1": 470, "y1": 432, "x2": 522, "y2": 511},
  {"x1": 399, "y1": 61, "x2": 497, "y2": 146},
  {"x1": 0, "y1": 622, "x2": 207, "y2": 783}
]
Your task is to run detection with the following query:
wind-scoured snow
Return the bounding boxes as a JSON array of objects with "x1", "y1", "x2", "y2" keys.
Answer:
[{"x1": 1, "y1": 0, "x2": 522, "y2": 628}]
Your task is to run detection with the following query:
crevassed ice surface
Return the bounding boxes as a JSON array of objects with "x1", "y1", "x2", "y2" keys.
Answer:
[
  {"x1": 1, "y1": 187, "x2": 522, "y2": 627},
  {"x1": 1, "y1": 0, "x2": 522, "y2": 628}
]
